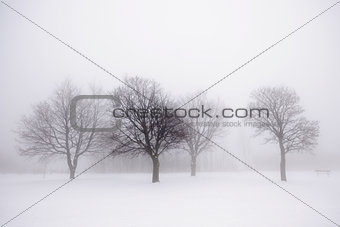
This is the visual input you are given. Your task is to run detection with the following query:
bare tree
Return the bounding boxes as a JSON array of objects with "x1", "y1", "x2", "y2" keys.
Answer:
[
  {"x1": 181, "y1": 95, "x2": 223, "y2": 176},
  {"x1": 107, "y1": 76, "x2": 187, "y2": 183},
  {"x1": 248, "y1": 86, "x2": 319, "y2": 181},
  {"x1": 16, "y1": 80, "x2": 102, "y2": 179}
]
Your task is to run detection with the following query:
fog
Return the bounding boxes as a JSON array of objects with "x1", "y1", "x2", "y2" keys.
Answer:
[{"x1": 1, "y1": 0, "x2": 340, "y2": 173}]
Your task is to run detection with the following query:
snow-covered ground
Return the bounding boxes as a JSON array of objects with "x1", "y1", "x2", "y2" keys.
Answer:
[{"x1": 1, "y1": 171, "x2": 339, "y2": 227}]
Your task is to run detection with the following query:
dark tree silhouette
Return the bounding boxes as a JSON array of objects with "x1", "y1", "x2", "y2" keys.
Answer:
[
  {"x1": 249, "y1": 86, "x2": 319, "y2": 181},
  {"x1": 108, "y1": 76, "x2": 187, "y2": 183}
]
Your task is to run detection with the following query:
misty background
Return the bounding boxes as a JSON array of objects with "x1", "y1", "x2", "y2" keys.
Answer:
[{"x1": 1, "y1": 0, "x2": 340, "y2": 173}]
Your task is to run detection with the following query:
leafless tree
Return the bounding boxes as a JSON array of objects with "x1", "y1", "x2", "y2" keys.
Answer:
[
  {"x1": 248, "y1": 86, "x2": 319, "y2": 181},
  {"x1": 107, "y1": 76, "x2": 187, "y2": 183},
  {"x1": 181, "y1": 95, "x2": 223, "y2": 176},
  {"x1": 16, "y1": 80, "x2": 102, "y2": 179}
]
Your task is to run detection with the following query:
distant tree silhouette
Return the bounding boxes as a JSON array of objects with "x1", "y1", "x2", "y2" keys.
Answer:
[{"x1": 249, "y1": 86, "x2": 319, "y2": 181}]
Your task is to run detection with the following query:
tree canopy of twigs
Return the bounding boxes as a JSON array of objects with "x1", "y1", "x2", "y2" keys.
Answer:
[{"x1": 248, "y1": 86, "x2": 319, "y2": 181}]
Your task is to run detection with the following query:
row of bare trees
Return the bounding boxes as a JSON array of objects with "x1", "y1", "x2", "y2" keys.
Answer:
[{"x1": 16, "y1": 77, "x2": 319, "y2": 182}]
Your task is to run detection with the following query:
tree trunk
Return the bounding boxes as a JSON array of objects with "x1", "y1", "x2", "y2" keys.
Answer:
[
  {"x1": 279, "y1": 140, "x2": 287, "y2": 181},
  {"x1": 66, "y1": 153, "x2": 77, "y2": 180},
  {"x1": 69, "y1": 167, "x2": 76, "y2": 179},
  {"x1": 151, "y1": 157, "x2": 160, "y2": 183},
  {"x1": 191, "y1": 155, "x2": 197, "y2": 176}
]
